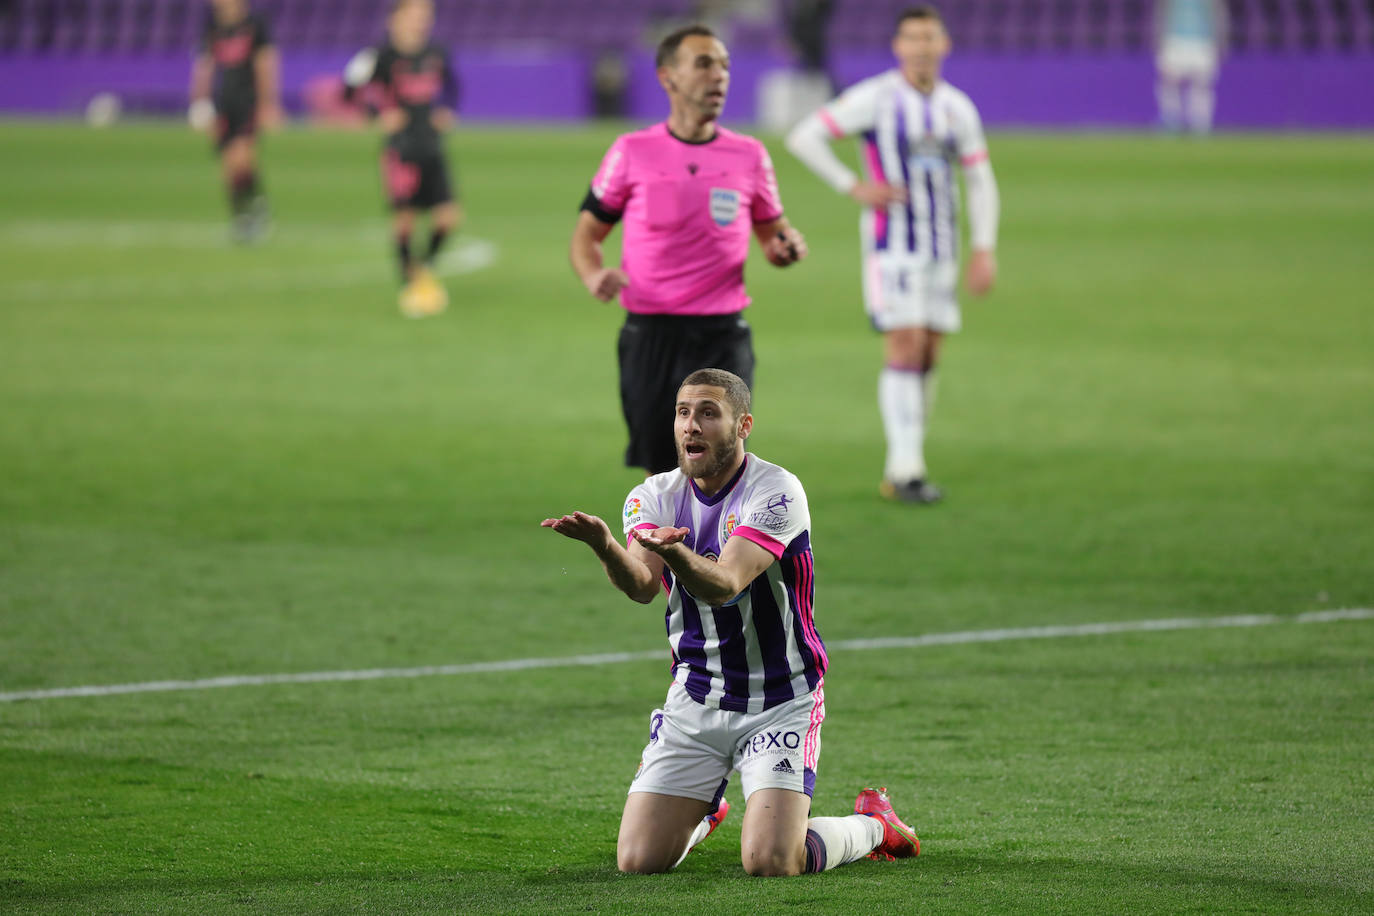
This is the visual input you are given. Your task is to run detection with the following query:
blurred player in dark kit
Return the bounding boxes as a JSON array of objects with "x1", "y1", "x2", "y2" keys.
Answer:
[
  {"x1": 189, "y1": 0, "x2": 282, "y2": 243},
  {"x1": 343, "y1": 0, "x2": 462, "y2": 319}
]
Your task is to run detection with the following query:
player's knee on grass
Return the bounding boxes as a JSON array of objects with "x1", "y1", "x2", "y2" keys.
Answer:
[
  {"x1": 616, "y1": 838, "x2": 681, "y2": 875},
  {"x1": 740, "y1": 838, "x2": 805, "y2": 877}
]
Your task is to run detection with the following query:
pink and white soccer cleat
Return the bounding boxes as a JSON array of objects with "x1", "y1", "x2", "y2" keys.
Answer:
[
  {"x1": 703, "y1": 797, "x2": 730, "y2": 841},
  {"x1": 854, "y1": 787, "x2": 920, "y2": 859}
]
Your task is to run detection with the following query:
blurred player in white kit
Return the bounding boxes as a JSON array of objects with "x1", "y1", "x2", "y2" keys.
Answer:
[{"x1": 786, "y1": 5, "x2": 1000, "y2": 504}]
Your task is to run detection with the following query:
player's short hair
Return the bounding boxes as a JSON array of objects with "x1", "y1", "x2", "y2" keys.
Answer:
[
  {"x1": 656, "y1": 25, "x2": 718, "y2": 68},
  {"x1": 680, "y1": 368, "x2": 751, "y2": 422},
  {"x1": 895, "y1": 4, "x2": 945, "y2": 31},
  {"x1": 391, "y1": 0, "x2": 430, "y2": 13}
]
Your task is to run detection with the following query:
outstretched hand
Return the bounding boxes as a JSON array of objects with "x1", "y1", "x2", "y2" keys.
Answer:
[
  {"x1": 631, "y1": 526, "x2": 690, "y2": 555},
  {"x1": 541, "y1": 511, "x2": 614, "y2": 549}
]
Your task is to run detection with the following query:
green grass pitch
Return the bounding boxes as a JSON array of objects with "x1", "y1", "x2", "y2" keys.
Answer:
[{"x1": 1, "y1": 121, "x2": 1372, "y2": 914}]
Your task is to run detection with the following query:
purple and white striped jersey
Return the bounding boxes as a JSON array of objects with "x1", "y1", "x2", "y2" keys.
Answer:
[
  {"x1": 622, "y1": 454, "x2": 827, "y2": 713},
  {"x1": 817, "y1": 72, "x2": 989, "y2": 264}
]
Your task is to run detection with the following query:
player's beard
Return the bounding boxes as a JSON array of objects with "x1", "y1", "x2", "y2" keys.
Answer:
[{"x1": 678, "y1": 435, "x2": 739, "y2": 481}]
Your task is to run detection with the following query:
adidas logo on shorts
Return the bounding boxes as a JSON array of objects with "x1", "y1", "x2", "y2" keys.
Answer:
[{"x1": 772, "y1": 758, "x2": 795, "y2": 774}]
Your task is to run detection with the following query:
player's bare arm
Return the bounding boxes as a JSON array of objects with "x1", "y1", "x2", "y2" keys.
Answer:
[
  {"x1": 753, "y1": 218, "x2": 807, "y2": 267},
  {"x1": 542, "y1": 511, "x2": 662, "y2": 603},
  {"x1": 962, "y1": 156, "x2": 999, "y2": 296},
  {"x1": 570, "y1": 211, "x2": 630, "y2": 301},
  {"x1": 188, "y1": 54, "x2": 215, "y2": 131},
  {"x1": 253, "y1": 46, "x2": 284, "y2": 128},
  {"x1": 379, "y1": 106, "x2": 408, "y2": 134},
  {"x1": 430, "y1": 108, "x2": 457, "y2": 131},
  {"x1": 633, "y1": 527, "x2": 774, "y2": 607}
]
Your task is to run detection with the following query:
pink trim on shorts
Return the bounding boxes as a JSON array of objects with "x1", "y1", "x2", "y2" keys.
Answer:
[
  {"x1": 731, "y1": 525, "x2": 784, "y2": 559},
  {"x1": 961, "y1": 149, "x2": 989, "y2": 167},
  {"x1": 865, "y1": 252, "x2": 886, "y2": 315},
  {"x1": 802, "y1": 685, "x2": 825, "y2": 771}
]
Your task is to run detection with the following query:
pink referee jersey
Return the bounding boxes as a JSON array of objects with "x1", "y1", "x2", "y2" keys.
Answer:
[{"x1": 586, "y1": 122, "x2": 785, "y2": 316}]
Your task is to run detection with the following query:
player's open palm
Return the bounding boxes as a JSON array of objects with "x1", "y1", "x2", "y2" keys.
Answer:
[
  {"x1": 632, "y1": 526, "x2": 690, "y2": 554},
  {"x1": 541, "y1": 511, "x2": 613, "y2": 547}
]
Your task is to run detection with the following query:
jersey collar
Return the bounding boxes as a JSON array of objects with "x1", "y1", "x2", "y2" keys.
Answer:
[
  {"x1": 689, "y1": 455, "x2": 748, "y2": 507},
  {"x1": 663, "y1": 122, "x2": 721, "y2": 145}
]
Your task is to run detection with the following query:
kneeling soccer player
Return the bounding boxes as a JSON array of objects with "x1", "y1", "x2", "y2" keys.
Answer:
[
  {"x1": 343, "y1": 0, "x2": 462, "y2": 318},
  {"x1": 542, "y1": 368, "x2": 920, "y2": 874}
]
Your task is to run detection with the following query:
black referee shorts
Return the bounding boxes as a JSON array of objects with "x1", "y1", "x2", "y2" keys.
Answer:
[{"x1": 617, "y1": 311, "x2": 755, "y2": 473}]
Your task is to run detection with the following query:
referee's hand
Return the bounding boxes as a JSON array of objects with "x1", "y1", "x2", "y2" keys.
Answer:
[
  {"x1": 584, "y1": 267, "x2": 630, "y2": 302},
  {"x1": 764, "y1": 228, "x2": 807, "y2": 267}
]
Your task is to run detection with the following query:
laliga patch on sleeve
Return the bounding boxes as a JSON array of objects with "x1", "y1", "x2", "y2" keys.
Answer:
[{"x1": 710, "y1": 188, "x2": 741, "y2": 226}]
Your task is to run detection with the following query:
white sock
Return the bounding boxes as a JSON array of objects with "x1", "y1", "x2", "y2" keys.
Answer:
[
  {"x1": 879, "y1": 366, "x2": 926, "y2": 483},
  {"x1": 1157, "y1": 77, "x2": 1183, "y2": 129},
  {"x1": 921, "y1": 368, "x2": 939, "y2": 432},
  {"x1": 804, "y1": 814, "x2": 884, "y2": 872},
  {"x1": 1186, "y1": 81, "x2": 1215, "y2": 133},
  {"x1": 671, "y1": 813, "x2": 715, "y2": 869}
]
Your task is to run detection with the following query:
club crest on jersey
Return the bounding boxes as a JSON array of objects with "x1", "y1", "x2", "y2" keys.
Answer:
[
  {"x1": 723, "y1": 512, "x2": 739, "y2": 539},
  {"x1": 710, "y1": 188, "x2": 740, "y2": 227}
]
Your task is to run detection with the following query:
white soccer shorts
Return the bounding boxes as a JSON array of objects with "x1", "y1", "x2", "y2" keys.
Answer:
[
  {"x1": 629, "y1": 681, "x2": 825, "y2": 803},
  {"x1": 863, "y1": 255, "x2": 962, "y2": 334},
  {"x1": 1157, "y1": 37, "x2": 1219, "y2": 83}
]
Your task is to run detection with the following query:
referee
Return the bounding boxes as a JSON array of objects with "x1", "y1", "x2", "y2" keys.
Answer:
[{"x1": 569, "y1": 25, "x2": 807, "y2": 474}]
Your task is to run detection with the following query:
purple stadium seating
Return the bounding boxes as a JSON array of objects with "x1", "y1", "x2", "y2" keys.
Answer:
[{"x1": 2, "y1": 0, "x2": 1373, "y2": 55}]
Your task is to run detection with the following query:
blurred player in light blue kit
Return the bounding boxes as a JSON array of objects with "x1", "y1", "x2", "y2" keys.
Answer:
[{"x1": 1155, "y1": 0, "x2": 1228, "y2": 134}]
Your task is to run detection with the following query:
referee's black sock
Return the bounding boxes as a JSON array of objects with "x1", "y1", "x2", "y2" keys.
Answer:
[
  {"x1": 425, "y1": 227, "x2": 449, "y2": 265},
  {"x1": 395, "y1": 233, "x2": 413, "y2": 284}
]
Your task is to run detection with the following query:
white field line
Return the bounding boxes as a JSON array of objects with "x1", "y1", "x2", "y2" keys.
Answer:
[
  {"x1": 2, "y1": 608, "x2": 1369, "y2": 704},
  {"x1": 0, "y1": 236, "x2": 497, "y2": 303},
  {"x1": 0, "y1": 219, "x2": 385, "y2": 250}
]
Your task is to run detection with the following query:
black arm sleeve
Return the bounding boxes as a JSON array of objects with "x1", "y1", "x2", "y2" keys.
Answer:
[{"x1": 580, "y1": 187, "x2": 621, "y2": 225}]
